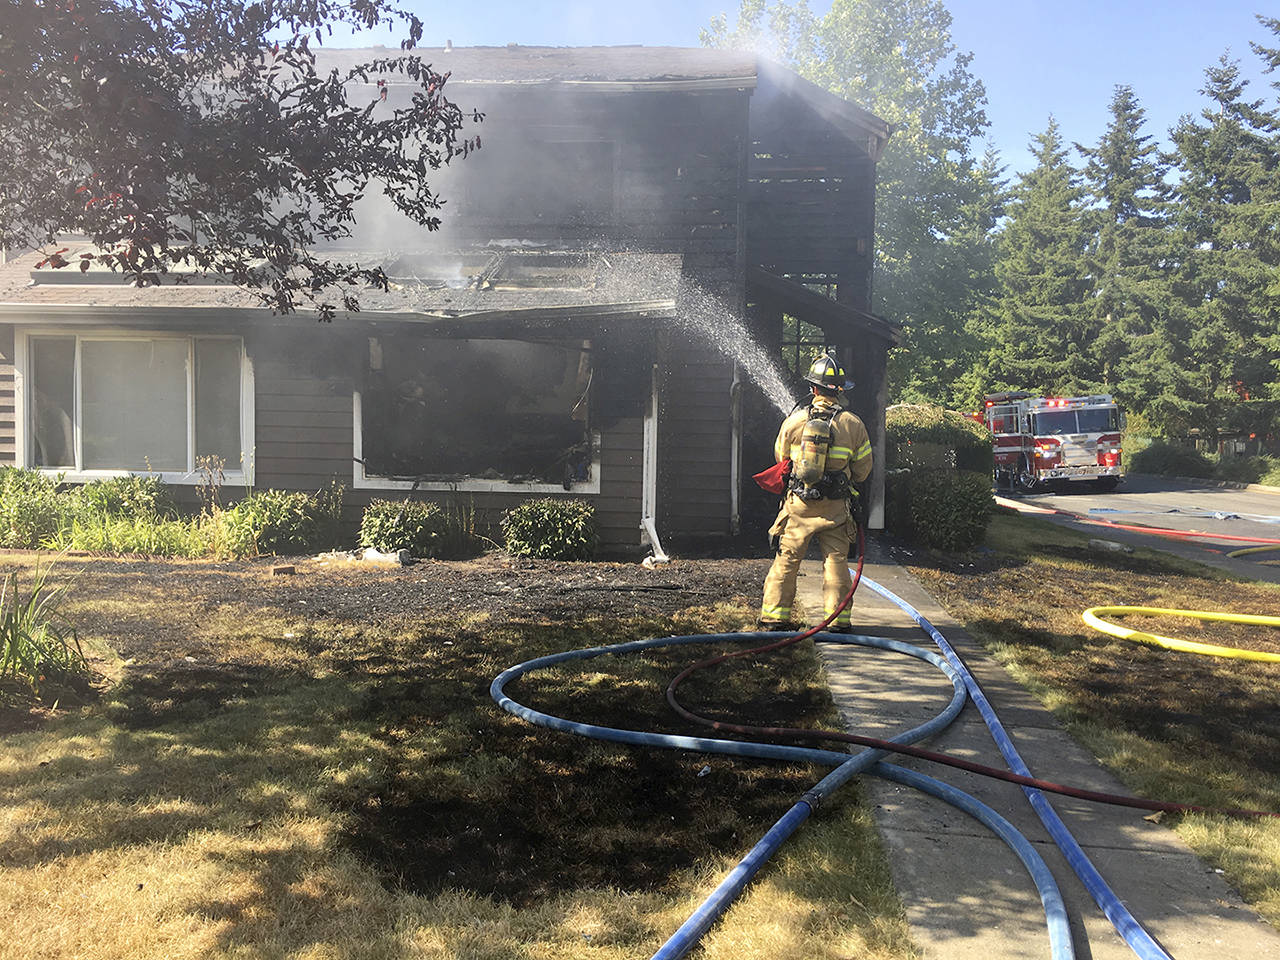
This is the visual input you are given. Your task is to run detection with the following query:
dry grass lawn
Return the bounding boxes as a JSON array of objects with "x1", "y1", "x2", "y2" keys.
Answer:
[{"x1": 0, "y1": 551, "x2": 918, "y2": 960}]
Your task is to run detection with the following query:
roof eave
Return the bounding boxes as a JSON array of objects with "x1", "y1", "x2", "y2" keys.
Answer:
[{"x1": 451, "y1": 76, "x2": 758, "y2": 92}]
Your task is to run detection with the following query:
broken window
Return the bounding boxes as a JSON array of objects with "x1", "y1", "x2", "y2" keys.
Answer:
[
  {"x1": 779, "y1": 312, "x2": 826, "y2": 377},
  {"x1": 361, "y1": 336, "x2": 593, "y2": 484}
]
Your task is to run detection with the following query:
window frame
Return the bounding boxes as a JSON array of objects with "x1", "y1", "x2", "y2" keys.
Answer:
[
  {"x1": 351, "y1": 389, "x2": 601, "y2": 495},
  {"x1": 15, "y1": 327, "x2": 255, "y2": 485}
]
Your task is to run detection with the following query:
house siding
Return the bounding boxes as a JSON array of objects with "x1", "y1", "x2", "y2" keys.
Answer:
[
  {"x1": 245, "y1": 325, "x2": 650, "y2": 552},
  {"x1": 0, "y1": 325, "x2": 14, "y2": 467}
]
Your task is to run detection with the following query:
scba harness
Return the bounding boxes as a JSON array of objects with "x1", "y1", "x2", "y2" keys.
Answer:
[{"x1": 789, "y1": 404, "x2": 853, "y2": 502}]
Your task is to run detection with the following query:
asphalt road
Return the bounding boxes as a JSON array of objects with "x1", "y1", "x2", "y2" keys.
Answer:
[{"x1": 996, "y1": 473, "x2": 1280, "y2": 585}]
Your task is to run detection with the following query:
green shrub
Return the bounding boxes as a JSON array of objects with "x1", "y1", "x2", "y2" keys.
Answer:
[
  {"x1": 68, "y1": 475, "x2": 175, "y2": 518},
  {"x1": 359, "y1": 499, "x2": 448, "y2": 557},
  {"x1": 312, "y1": 478, "x2": 347, "y2": 549},
  {"x1": 1127, "y1": 440, "x2": 1214, "y2": 479},
  {"x1": 885, "y1": 404, "x2": 993, "y2": 475},
  {"x1": 0, "y1": 468, "x2": 67, "y2": 549},
  {"x1": 435, "y1": 497, "x2": 486, "y2": 559},
  {"x1": 883, "y1": 405, "x2": 994, "y2": 551},
  {"x1": 885, "y1": 468, "x2": 993, "y2": 551},
  {"x1": 48, "y1": 514, "x2": 210, "y2": 558},
  {"x1": 218, "y1": 489, "x2": 322, "y2": 557},
  {"x1": 0, "y1": 561, "x2": 85, "y2": 696},
  {"x1": 501, "y1": 498, "x2": 597, "y2": 560}
]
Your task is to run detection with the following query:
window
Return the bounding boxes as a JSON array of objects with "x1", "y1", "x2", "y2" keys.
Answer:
[
  {"x1": 357, "y1": 336, "x2": 595, "y2": 489},
  {"x1": 987, "y1": 407, "x2": 1018, "y2": 434},
  {"x1": 1032, "y1": 408, "x2": 1120, "y2": 436},
  {"x1": 24, "y1": 333, "x2": 250, "y2": 480},
  {"x1": 779, "y1": 313, "x2": 826, "y2": 378}
]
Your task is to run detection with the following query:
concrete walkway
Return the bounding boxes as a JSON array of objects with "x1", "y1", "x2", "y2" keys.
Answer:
[{"x1": 792, "y1": 552, "x2": 1280, "y2": 960}]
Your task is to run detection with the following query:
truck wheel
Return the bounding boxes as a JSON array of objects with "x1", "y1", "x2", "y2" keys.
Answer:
[
  {"x1": 1016, "y1": 458, "x2": 1039, "y2": 493},
  {"x1": 1093, "y1": 476, "x2": 1119, "y2": 492}
]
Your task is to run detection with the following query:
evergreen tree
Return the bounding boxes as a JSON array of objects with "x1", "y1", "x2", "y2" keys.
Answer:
[
  {"x1": 1075, "y1": 85, "x2": 1178, "y2": 421},
  {"x1": 702, "y1": 0, "x2": 1000, "y2": 405},
  {"x1": 1168, "y1": 52, "x2": 1280, "y2": 440},
  {"x1": 980, "y1": 119, "x2": 1093, "y2": 394}
]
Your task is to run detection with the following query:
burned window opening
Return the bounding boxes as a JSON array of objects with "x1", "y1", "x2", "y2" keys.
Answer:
[{"x1": 362, "y1": 336, "x2": 594, "y2": 485}]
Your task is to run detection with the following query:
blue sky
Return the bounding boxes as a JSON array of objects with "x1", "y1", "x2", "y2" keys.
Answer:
[{"x1": 372, "y1": 1, "x2": 1277, "y2": 175}]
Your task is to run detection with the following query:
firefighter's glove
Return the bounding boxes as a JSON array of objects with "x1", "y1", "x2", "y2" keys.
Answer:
[
  {"x1": 769, "y1": 533, "x2": 781, "y2": 555},
  {"x1": 850, "y1": 491, "x2": 866, "y2": 528}
]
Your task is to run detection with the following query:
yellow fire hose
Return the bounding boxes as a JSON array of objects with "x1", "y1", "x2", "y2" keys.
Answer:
[
  {"x1": 1226, "y1": 544, "x2": 1280, "y2": 559},
  {"x1": 1082, "y1": 606, "x2": 1280, "y2": 662}
]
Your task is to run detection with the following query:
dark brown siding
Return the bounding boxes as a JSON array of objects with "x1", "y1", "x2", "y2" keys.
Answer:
[
  {"x1": 245, "y1": 327, "x2": 647, "y2": 552},
  {"x1": 248, "y1": 324, "x2": 358, "y2": 493}
]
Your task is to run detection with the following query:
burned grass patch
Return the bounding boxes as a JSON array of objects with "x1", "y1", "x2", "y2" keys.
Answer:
[
  {"x1": 329, "y1": 617, "x2": 845, "y2": 906},
  {"x1": 0, "y1": 549, "x2": 913, "y2": 960}
]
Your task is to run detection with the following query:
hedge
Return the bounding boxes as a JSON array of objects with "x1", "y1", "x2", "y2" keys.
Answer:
[{"x1": 884, "y1": 405, "x2": 994, "y2": 551}]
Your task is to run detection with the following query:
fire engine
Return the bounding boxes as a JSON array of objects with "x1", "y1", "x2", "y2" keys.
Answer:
[{"x1": 982, "y1": 391, "x2": 1124, "y2": 492}]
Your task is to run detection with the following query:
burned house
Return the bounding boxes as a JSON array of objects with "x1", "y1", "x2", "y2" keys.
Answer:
[{"x1": 0, "y1": 46, "x2": 897, "y2": 554}]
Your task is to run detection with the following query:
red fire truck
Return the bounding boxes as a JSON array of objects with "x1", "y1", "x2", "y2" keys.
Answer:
[{"x1": 982, "y1": 391, "x2": 1124, "y2": 492}]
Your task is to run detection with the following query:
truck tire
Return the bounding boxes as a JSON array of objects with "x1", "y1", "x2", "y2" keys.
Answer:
[
  {"x1": 1093, "y1": 476, "x2": 1119, "y2": 492},
  {"x1": 1016, "y1": 457, "x2": 1039, "y2": 493}
]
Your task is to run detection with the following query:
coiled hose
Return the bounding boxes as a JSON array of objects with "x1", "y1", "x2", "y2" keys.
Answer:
[
  {"x1": 491, "y1": 532, "x2": 1080, "y2": 960},
  {"x1": 492, "y1": 544, "x2": 1273, "y2": 958},
  {"x1": 491, "y1": 627, "x2": 1075, "y2": 960}
]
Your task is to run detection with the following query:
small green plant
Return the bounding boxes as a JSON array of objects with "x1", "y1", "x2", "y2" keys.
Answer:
[
  {"x1": 359, "y1": 499, "x2": 447, "y2": 556},
  {"x1": 48, "y1": 514, "x2": 210, "y2": 558},
  {"x1": 0, "y1": 467, "x2": 68, "y2": 549},
  {"x1": 0, "y1": 560, "x2": 85, "y2": 696},
  {"x1": 313, "y1": 477, "x2": 348, "y2": 549},
  {"x1": 501, "y1": 498, "x2": 598, "y2": 560},
  {"x1": 885, "y1": 468, "x2": 993, "y2": 550},
  {"x1": 217, "y1": 489, "x2": 322, "y2": 558},
  {"x1": 68, "y1": 475, "x2": 175, "y2": 518}
]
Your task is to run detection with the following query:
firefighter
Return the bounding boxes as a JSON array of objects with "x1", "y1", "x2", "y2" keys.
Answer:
[{"x1": 759, "y1": 353, "x2": 872, "y2": 632}]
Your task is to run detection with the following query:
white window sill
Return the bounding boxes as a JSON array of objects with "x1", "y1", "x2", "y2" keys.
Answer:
[
  {"x1": 352, "y1": 467, "x2": 600, "y2": 496},
  {"x1": 33, "y1": 468, "x2": 252, "y2": 487}
]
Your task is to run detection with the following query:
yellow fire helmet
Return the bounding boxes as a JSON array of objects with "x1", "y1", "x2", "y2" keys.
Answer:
[{"x1": 803, "y1": 353, "x2": 849, "y2": 391}]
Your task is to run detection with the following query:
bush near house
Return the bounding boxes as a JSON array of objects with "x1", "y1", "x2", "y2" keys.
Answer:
[
  {"x1": 502, "y1": 498, "x2": 598, "y2": 560},
  {"x1": 0, "y1": 467, "x2": 345, "y2": 558},
  {"x1": 884, "y1": 405, "x2": 994, "y2": 551},
  {"x1": 359, "y1": 499, "x2": 447, "y2": 557},
  {"x1": 0, "y1": 468, "x2": 65, "y2": 549},
  {"x1": 217, "y1": 489, "x2": 327, "y2": 557}
]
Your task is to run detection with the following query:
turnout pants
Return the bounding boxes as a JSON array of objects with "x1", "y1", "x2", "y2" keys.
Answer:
[{"x1": 760, "y1": 498, "x2": 854, "y2": 628}]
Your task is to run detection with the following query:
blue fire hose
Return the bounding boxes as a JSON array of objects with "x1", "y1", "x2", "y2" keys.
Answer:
[
  {"x1": 492, "y1": 622, "x2": 1078, "y2": 959},
  {"x1": 861, "y1": 575, "x2": 1172, "y2": 960}
]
